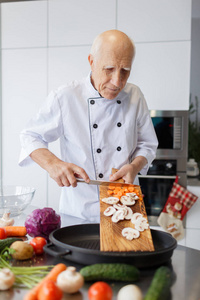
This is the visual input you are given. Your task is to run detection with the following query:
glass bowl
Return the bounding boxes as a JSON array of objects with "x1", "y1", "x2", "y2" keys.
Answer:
[{"x1": 0, "y1": 186, "x2": 35, "y2": 217}]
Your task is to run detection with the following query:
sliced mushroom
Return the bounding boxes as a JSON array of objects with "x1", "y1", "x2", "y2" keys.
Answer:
[
  {"x1": 131, "y1": 213, "x2": 143, "y2": 224},
  {"x1": 104, "y1": 206, "x2": 116, "y2": 217},
  {"x1": 101, "y1": 197, "x2": 119, "y2": 205},
  {"x1": 122, "y1": 227, "x2": 140, "y2": 240},
  {"x1": 112, "y1": 210, "x2": 125, "y2": 223},
  {"x1": 113, "y1": 203, "x2": 126, "y2": 210},
  {"x1": 113, "y1": 204, "x2": 133, "y2": 220},
  {"x1": 135, "y1": 217, "x2": 149, "y2": 231},
  {"x1": 135, "y1": 222, "x2": 145, "y2": 232},
  {"x1": 120, "y1": 195, "x2": 135, "y2": 206},
  {"x1": 124, "y1": 207, "x2": 133, "y2": 220},
  {"x1": 140, "y1": 217, "x2": 149, "y2": 229},
  {"x1": 126, "y1": 192, "x2": 139, "y2": 200}
]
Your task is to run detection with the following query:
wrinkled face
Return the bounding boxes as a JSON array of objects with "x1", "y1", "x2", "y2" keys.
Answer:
[{"x1": 88, "y1": 42, "x2": 133, "y2": 100}]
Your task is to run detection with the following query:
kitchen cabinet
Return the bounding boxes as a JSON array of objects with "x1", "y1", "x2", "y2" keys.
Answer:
[
  {"x1": 118, "y1": 0, "x2": 191, "y2": 43},
  {"x1": 1, "y1": 0, "x2": 47, "y2": 48},
  {"x1": 48, "y1": 0, "x2": 116, "y2": 47}
]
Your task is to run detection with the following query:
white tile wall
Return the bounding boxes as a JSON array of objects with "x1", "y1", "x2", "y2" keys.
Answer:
[
  {"x1": 118, "y1": 0, "x2": 191, "y2": 42},
  {"x1": 48, "y1": 0, "x2": 116, "y2": 47},
  {"x1": 1, "y1": 48, "x2": 48, "y2": 208},
  {"x1": 48, "y1": 46, "x2": 91, "y2": 92},
  {"x1": 1, "y1": 1, "x2": 47, "y2": 48},
  {"x1": 129, "y1": 41, "x2": 191, "y2": 110}
]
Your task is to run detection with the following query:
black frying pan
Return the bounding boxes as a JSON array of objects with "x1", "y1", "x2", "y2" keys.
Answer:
[{"x1": 44, "y1": 224, "x2": 177, "y2": 268}]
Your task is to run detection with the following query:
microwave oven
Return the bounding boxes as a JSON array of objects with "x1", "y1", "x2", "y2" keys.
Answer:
[{"x1": 150, "y1": 110, "x2": 188, "y2": 173}]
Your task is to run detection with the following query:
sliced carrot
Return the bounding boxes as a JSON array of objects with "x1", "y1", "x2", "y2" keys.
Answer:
[
  {"x1": 23, "y1": 263, "x2": 67, "y2": 300},
  {"x1": 108, "y1": 185, "x2": 116, "y2": 190},
  {"x1": 4, "y1": 226, "x2": 27, "y2": 237},
  {"x1": 107, "y1": 190, "x2": 113, "y2": 195},
  {"x1": 114, "y1": 187, "x2": 121, "y2": 192},
  {"x1": 117, "y1": 191, "x2": 123, "y2": 197},
  {"x1": 128, "y1": 187, "x2": 134, "y2": 192}
]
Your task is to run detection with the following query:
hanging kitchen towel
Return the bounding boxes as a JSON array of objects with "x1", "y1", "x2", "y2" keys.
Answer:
[{"x1": 157, "y1": 176, "x2": 198, "y2": 240}]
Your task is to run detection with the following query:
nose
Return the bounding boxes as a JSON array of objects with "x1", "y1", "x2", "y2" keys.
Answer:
[{"x1": 110, "y1": 71, "x2": 121, "y2": 87}]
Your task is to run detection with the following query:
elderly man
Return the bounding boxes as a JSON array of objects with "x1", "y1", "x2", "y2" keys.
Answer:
[{"x1": 19, "y1": 30, "x2": 158, "y2": 225}]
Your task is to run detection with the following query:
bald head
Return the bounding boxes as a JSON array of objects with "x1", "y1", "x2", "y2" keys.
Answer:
[
  {"x1": 90, "y1": 30, "x2": 135, "y2": 63},
  {"x1": 88, "y1": 30, "x2": 135, "y2": 100}
]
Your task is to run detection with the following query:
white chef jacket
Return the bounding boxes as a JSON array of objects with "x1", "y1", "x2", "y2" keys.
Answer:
[{"x1": 19, "y1": 73, "x2": 158, "y2": 224}]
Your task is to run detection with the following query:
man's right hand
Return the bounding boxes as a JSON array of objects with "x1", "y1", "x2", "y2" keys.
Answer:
[
  {"x1": 48, "y1": 161, "x2": 90, "y2": 187},
  {"x1": 30, "y1": 148, "x2": 90, "y2": 187}
]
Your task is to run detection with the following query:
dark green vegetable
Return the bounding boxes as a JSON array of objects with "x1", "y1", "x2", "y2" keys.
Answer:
[
  {"x1": 144, "y1": 266, "x2": 172, "y2": 300},
  {"x1": 0, "y1": 238, "x2": 22, "y2": 252},
  {"x1": 80, "y1": 263, "x2": 140, "y2": 282}
]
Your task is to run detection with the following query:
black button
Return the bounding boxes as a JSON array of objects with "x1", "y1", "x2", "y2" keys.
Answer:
[
  {"x1": 90, "y1": 100, "x2": 95, "y2": 105},
  {"x1": 117, "y1": 146, "x2": 121, "y2": 151},
  {"x1": 117, "y1": 122, "x2": 122, "y2": 127},
  {"x1": 117, "y1": 100, "x2": 121, "y2": 104},
  {"x1": 93, "y1": 124, "x2": 98, "y2": 129},
  {"x1": 99, "y1": 173, "x2": 103, "y2": 178},
  {"x1": 97, "y1": 148, "x2": 101, "y2": 153}
]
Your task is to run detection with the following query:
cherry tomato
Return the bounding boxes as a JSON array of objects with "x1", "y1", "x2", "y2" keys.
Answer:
[
  {"x1": 38, "y1": 280, "x2": 63, "y2": 300},
  {"x1": 0, "y1": 227, "x2": 7, "y2": 239},
  {"x1": 29, "y1": 237, "x2": 47, "y2": 255},
  {"x1": 88, "y1": 281, "x2": 113, "y2": 300}
]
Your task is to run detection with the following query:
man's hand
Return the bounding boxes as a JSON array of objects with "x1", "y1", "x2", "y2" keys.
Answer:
[
  {"x1": 48, "y1": 161, "x2": 90, "y2": 187},
  {"x1": 109, "y1": 156, "x2": 148, "y2": 184},
  {"x1": 30, "y1": 148, "x2": 90, "y2": 187},
  {"x1": 109, "y1": 164, "x2": 136, "y2": 184}
]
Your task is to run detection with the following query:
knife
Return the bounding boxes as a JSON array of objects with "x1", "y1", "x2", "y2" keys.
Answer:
[{"x1": 76, "y1": 178, "x2": 138, "y2": 188}]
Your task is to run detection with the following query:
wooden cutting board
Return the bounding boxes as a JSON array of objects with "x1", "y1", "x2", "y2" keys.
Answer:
[{"x1": 99, "y1": 169, "x2": 155, "y2": 252}]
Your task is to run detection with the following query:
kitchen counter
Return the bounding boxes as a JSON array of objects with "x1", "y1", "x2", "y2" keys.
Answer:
[
  {"x1": 1, "y1": 243, "x2": 200, "y2": 300},
  {"x1": 187, "y1": 176, "x2": 200, "y2": 187},
  {"x1": 1, "y1": 207, "x2": 200, "y2": 299}
]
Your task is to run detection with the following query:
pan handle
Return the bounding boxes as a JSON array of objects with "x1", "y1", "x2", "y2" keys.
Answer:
[{"x1": 44, "y1": 242, "x2": 71, "y2": 257}]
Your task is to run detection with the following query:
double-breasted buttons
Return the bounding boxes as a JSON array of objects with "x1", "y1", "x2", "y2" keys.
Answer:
[
  {"x1": 117, "y1": 122, "x2": 122, "y2": 127},
  {"x1": 117, "y1": 100, "x2": 121, "y2": 104},
  {"x1": 117, "y1": 146, "x2": 121, "y2": 151},
  {"x1": 99, "y1": 173, "x2": 103, "y2": 178},
  {"x1": 90, "y1": 99, "x2": 95, "y2": 105},
  {"x1": 93, "y1": 124, "x2": 98, "y2": 129},
  {"x1": 97, "y1": 148, "x2": 101, "y2": 153}
]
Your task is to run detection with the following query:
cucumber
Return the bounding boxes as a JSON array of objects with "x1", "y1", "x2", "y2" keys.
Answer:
[
  {"x1": 80, "y1": 263, "x2": 140, "y2": 282},
  {"x1": 144, "y1": 266, "x2": 172, "y2": 300},
  {"x1": 0, "y1": 238, "x2": 22, "y2": 252}
]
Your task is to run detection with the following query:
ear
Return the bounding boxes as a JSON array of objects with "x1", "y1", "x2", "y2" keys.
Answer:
[{"x1": 88, "y1": 54, "x2": 94, "y2": 69}]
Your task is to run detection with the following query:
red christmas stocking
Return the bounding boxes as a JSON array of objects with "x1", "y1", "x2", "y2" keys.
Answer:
[{"x1": 157, "y1": 176, "x2": 198, "y2": 240}]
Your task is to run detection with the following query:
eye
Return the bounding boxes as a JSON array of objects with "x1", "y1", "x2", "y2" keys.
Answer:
[
  {"x1": 121, "y1": 69, "x2": 130, "y2": 77},
  {"x1": 104, "y1": 67, "x2": 114, "y2": 74}
]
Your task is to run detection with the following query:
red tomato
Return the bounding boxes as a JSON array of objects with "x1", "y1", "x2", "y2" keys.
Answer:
[
  {"x1": 38, "y1": 280, "x2": 63, "y2": 300},
  {"x1": 0, "y1": 227, "x2": 7, "y2": 239},
  {"x1": 88, "y1": 281, "x2": 113, "y2": 300},
  {"x1": 29, "y1": 237, "x2": 47, "y2": 255}
]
